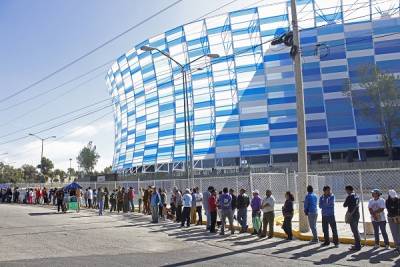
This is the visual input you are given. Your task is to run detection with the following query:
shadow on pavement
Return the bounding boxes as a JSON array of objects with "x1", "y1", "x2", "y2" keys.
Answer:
[{"x1": 28, "y1": 212, "x2": 61, "y2": 216}]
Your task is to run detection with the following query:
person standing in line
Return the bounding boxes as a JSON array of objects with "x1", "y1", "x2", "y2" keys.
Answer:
[
  {"x1": 170, "y1": 189, "x2": 176, "y2": 217},
  {"x1": 143, "y1": 187, "x2": 149, "y2": 214},
  {"x1": 146, "y1": 186, "x2": 152, "y2": 215},
  {"x1": 42, "y1": 187, "x2": 48, "y2": 204},
  {"x1": 181, "y1": 189, "x2": 192, "y2": 228},
  {"x1": 282, "y1": 191, "x2": 294, "y2": 240},
  {"x1": 76, "y1": 187, "x2": 81, "y2": 213},
  {"x1": 104, "y1": 187, "x2": 109, "y2": 211},
  {"x1": 237, "y1": 188, "x2": 250, "y2": 233},
  {"x1": 343, "y1": 185, "x2": 361, "y2": 251},
  {"x1": 219, "y1": 187, "x2": 234, "y2": 235},
  {"x1": 98, "y1": 187, "x2": 105, "y2": 216},
  {"x1": 84, "y1": 189, "x2": 88, "y2": 208},
  {"x1": 175, "y1": 189, "x2": 183, "y2": 223},
  {"x1": 190, "y1": 188, "x2": 197, "y2": 224},
  {"x1": 87, "y1": 187, "x2": 93, "y2": 209},
  {"x1": 159, "y1": 188, "x2": 166, "y2": 220},
  {"x1": 203, "y1": 186, "x2": 213, "y2": 230},
  {"x1": 110, "y1": 189, "x2": 117, "y2": 213},
  {"x1": 93, "y1": 189, "x2": 98, "y2": 209},
  {"x1": 160, "y1": 189, "x2": 167, "y2": 221},
  {"x1": 138, "y1": 188, "x2": 143, "y2": 213},
  {"x1": 195, "y1": 187, "x2": 203, "y2": 225},
  {"x1": 117, "y1": 187, "x2": 124, "y2": 213},
  {"x1": 208, "y1": 189, "x2": 218, "y2": 233},
  {"x1": 304, "y1": 185, "x2": 319, "y2": 243},
  {"x1": 261, "y1": 190, "x2": 275, "y2": 238},
  {"x1": 386, "y1": 190, "x2": 400, "y2": 253},
  {"x1": 230, "y1": 189, "x2": 238, "y2": 222},
  {"x1": 251, "y1": 190, "x2": 262, "y2": 235},
  {"x1": 150, "y1": 187, "x2": 161, "y2": 223},
  {"x1": 319, "y1": 186, "x2": 339, "y2": 247},
  {"x1": 369, "y1": 189, "x2": 390, "y2": 248},
  {"x1": 56, "y1": 188, "x2": 64, "y2": 213},
  {"x1": 123, "y1": 187, "x2": 130, "y2": 213},
  {"x1": 128, "y1": 187, "x2": 135, "y2": 212}
]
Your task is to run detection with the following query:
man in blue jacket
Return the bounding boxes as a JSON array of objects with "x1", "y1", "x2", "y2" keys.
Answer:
[
  {"x1": 150, "y1": 187, "x2": 161, "y2": 223},
  {"x1": 319, "y1": 186, "x2": 338, "y2": 247},
  {"x1": 304, "y1": 185, "x2": 318, "y2": 242}
]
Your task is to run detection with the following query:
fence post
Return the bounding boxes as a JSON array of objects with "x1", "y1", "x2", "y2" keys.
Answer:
[
  {"x1": 285, "y1": 168, "x2": 289, "y2": 190},
  {"x1": 249, "y1": 172, "x2": 254, "y2": 193},
  {"x1": 236, "y1": 176, "x2": 239, "y2": 194},
  {"x1": 358, "y1": 169, "x2": 367, "y2": 245},
  {"x1": 268, "y1": 174, "x2": 272, "y2": 190}
]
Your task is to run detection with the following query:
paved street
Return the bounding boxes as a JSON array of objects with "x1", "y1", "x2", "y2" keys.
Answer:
[{"x1": 0, "y1": 204, "x2": 399, "y2": 267}]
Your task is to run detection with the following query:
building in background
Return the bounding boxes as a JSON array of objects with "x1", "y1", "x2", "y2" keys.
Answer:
[{"x1": 106, "y1": 0, "x2": 400, "y2": 174}]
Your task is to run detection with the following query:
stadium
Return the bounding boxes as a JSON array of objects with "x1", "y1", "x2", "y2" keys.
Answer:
[{"x1": 106, "y1": 0, "x2": 400, "y2": 174}]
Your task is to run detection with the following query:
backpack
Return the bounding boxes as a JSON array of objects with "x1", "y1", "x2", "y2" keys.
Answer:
[{"x1": 222, "y1": 194, "x2": 231, "y2": 208}]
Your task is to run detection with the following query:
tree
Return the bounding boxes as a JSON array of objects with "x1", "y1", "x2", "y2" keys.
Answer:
[
  {"x1": 103, "y1": 165, "x2": 113, "y2": 174},
  {"x1": 344, "y1": 65, "x2": 400, "y2": 159},
  {"x1": 76, "y1": 141, "x2": 100, "y2": 174},
  {"x1": 67, "y1": 167, "x2": 77, "y2": 181},
  {"x1": 0, "y1": 163, "x2": 23, "y2": 184},
  {"x1": 21, "y1": 164, "x2": 38, "y2": 182},
  {"x1": 38, "y1": 157, "x2": 54, "y2": 176},
  {"x1": 53, "y1": 169, "x2": 67, "y2": 183}
]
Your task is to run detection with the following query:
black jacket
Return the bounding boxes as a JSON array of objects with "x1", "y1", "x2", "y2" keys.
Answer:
[
  {"x1": 386, "y1": 197, "x2": 400, "y2": 217},
  {"x1": 237, "y1": 194, "x2": 250, "y2": 209}
]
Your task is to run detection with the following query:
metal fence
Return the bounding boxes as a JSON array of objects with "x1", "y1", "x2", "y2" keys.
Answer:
[{"x1": 16, "y1": 168, "x2": 400, "y2": 206}]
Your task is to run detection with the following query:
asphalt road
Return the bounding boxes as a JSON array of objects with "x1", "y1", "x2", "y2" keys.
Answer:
[{"x1": 0, "y1": 204, "x2": 399, "y2": 267}]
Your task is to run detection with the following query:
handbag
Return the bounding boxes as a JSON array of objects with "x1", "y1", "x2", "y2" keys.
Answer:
[{"x1": 345, "y1": 207, "x2": 358, "y2": 224}]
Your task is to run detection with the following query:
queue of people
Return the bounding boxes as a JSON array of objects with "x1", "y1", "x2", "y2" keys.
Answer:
[{"x1": 2, "y1": 183, "x2": 400, "y2": 252}]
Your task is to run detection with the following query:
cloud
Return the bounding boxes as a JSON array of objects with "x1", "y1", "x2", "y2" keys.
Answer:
[{"x1": 8, "y1": 119, "x2": 114, "y2": 171}]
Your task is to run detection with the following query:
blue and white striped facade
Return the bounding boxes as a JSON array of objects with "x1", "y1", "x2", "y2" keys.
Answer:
[{"x1": 106, "y1": 0, "x2": 400, "y2": 172}]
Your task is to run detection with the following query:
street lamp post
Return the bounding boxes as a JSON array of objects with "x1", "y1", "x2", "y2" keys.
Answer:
[
  {"x1": 28, "y1": 133, "x2": 56, "y2": 175},
  {"x1": 69, "y1": 158, "x2": 72, "y2": 181},
  {"x1": 141, "y1": 45, "x2": 219, "y2": 187}
]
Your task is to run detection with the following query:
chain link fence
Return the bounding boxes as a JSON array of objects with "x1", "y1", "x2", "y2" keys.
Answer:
[{"x1": 13, "y1": 168, "x2": 400, "y2": 239}]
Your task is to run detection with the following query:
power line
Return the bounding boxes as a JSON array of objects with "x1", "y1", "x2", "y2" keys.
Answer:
[
  {"x1": 2, "y1": 9, "x2": 399, "y2": 146},
  {"x1": 0, "y1": 0, "x2": 184, "y2": 105},
  {"x1": 0, "y1": 98, "x2": 110, "y2": 139},
  {"x1": 7, "y1": 110, "x2": 113, "y2": 159},
  {"x1": 0, "y1": 60, "x2": 113, "y2": 112}
]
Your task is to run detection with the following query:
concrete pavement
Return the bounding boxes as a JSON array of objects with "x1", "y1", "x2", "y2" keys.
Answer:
[{"x1": 0, "y1": 204, "x2": 399, "y2": 266}]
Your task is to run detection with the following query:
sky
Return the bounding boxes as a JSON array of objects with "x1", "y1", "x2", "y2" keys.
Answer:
[{"x1": 0, "y1": 0, "x2": 264, "y2": 171}]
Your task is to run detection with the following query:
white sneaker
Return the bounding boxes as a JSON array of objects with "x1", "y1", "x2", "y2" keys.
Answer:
[{"x1": 374, "y1": 244, "x2": 380, "y2": 249}]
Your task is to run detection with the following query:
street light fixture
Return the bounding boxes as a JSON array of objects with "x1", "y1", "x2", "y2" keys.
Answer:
[
  {"x1": 28, "y1": 133, "x2": 56, "y2": 174},
  {"x1": 140, "y1": 45, "x2": 219, "y2": 186}
]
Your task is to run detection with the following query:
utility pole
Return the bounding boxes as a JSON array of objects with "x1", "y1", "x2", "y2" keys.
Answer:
[
  {"x1": 69, "y1": 158, "x2": 72, "y2": 181},
  {"x1": 29, "y1": 133, "x2": 56, "y2": 175},
  {"x1": 290, "y1": 0, "x2": 309, "y2": 233}
]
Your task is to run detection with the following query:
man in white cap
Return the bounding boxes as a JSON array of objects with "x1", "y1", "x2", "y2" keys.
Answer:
[{"x1": 368, "y1": 189, "x2": 389, "y2": 248}]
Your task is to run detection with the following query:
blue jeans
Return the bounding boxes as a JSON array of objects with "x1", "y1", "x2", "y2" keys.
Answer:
[
  {"x1": 350, "y1": 213, "x2": 361, "y2": 248},
  {"x1": 307, "y1": 213, "x2": 318, "y2": 240},
  {"x1": 98, "y1": 200, "x2": 104, "y2": 216},
  {"x1": 237, "y1": 208, "x2": 248, "y2": 230},
  {"x1": 389, "y1": 220, "x2": 400, "y2": 248},
  {"x1": 372, "y1": 221, "x2": 389, "y2": 245},
  {"x1": 205, "y1": 208, "x2": 210, "y2": 228}
]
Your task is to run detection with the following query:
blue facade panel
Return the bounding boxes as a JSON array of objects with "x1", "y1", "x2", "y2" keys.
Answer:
[{"x1": 106, "y1": 3, "x2": 400, "y2": 171}]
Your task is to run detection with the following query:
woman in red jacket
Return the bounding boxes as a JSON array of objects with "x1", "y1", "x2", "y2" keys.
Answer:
[{"x1": 208, "y1": 190, "x2": 217, "y2": 233}]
